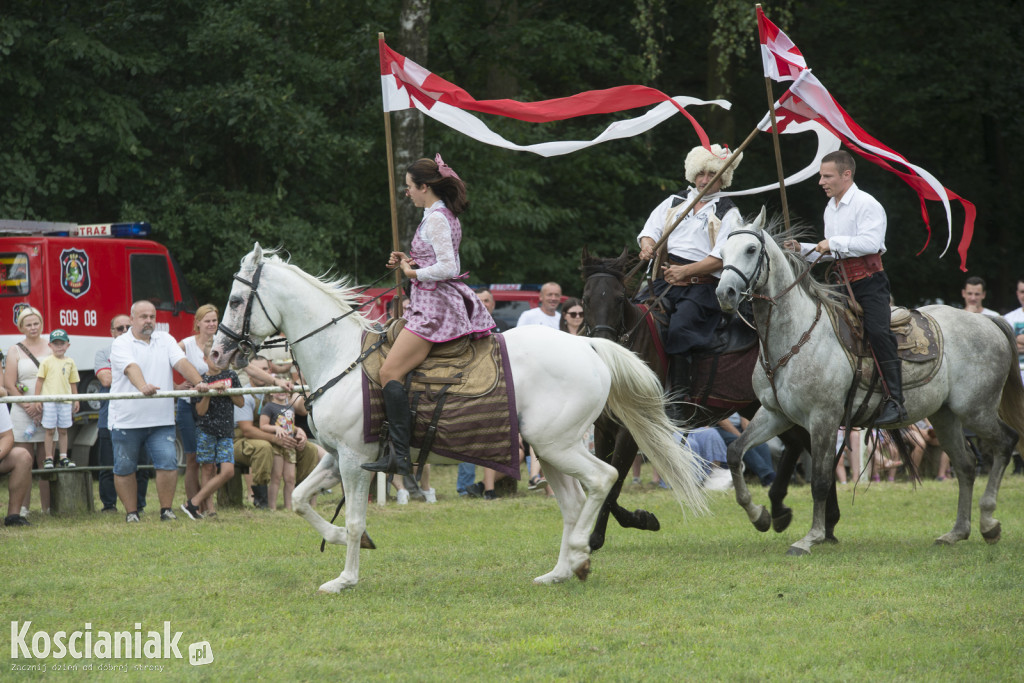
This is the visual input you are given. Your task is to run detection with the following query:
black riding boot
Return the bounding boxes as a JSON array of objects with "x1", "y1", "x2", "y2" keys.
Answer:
[
  {"x1": 361, "y1": 380, "x2": 414, "y2": 477},
  {"x1": 874, "y1": 359, "x2": 908, "y2": 427},
  {"x1": 667, "y1": 355, "x2": 692, "y2": 423}
]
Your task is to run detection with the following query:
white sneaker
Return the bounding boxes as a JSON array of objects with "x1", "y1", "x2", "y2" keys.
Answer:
[
  {"x1": 396, "y1": 488, "x2": 410, "y2": 505},
  {"x1": 704, "y1": 467, "x2": 734, "y2": 492},
  {"x1": 423, "y1": 488, "x2": 436, "y2": 504}
]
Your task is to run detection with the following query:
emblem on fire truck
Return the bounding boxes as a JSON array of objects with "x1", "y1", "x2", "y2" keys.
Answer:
[{"x1": 59, "y1": 248, "x2": 91, "y2": 299}]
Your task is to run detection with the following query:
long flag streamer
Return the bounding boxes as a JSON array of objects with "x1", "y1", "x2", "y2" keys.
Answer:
[
  {"x1": 379, "y1": 40, "x2": 730, "y2": 158},
  {"x1": 757, "y1": 7, "x2": 976, "y2": 271}
]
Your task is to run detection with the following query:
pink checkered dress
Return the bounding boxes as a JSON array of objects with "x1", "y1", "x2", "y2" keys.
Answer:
[{"x1": 403, "y1": 203, "x2": 494, "y2": 343}]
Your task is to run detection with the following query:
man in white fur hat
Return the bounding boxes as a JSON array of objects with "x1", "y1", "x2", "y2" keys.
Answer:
[{"x1": 637, "y1": 143, "x2": 743, "y2": 407}]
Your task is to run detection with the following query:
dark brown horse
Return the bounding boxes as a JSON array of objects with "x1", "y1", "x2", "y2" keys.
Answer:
[{"x1": 581, "y1": 247, "x2": 839, "y2": 551}]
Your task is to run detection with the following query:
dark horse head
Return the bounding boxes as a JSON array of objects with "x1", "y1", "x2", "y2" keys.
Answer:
[{"x1": 580, "y1": 246, "x2": 636, "y2": 343}]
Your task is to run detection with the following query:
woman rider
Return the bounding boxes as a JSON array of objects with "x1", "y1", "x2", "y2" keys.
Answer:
[{"x1": 362, "y1": 155, "x2": 495, "y2": 476}]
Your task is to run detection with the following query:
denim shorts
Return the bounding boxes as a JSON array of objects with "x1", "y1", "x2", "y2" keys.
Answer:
[
  {"x1": 112, "y1": 425, "x2": 178, "y2": 475},
  {"x1": 41, "y1": 402, "x2": 73, "y2": 429},
  {"x1": 176, "y1": 398, "x2": 198, "y2": 453},
  {"x1": 196, "y1": 432, "x2": 234, "y2": 465}
]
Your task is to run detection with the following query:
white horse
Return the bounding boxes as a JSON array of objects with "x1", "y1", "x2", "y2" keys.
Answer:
[
  {"x1": 210, "y1": 244, "x2": 706, "y2": 591},
  {"x1": 716, "y1": 210, "x2": 1024, "y2": 555}
]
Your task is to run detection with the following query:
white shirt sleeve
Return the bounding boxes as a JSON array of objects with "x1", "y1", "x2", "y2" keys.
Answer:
[
  {"x1": 828, "y1": 197, "x2": 887, "y2": 258},
  {"x1": 637, "y1": 196, "x2": 674, "y2": 246},
  {"x1": 414, "y1": 211, "x2": 459, "y2": 282},
  {"x1": 110, "y1": 335, "x2": 133, "y2": 375},
  {"x1": 164, "y1": 334, "x2": 186, "y2": 367}
]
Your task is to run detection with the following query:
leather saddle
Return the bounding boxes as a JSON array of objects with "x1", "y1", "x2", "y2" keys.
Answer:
[
  {"x1": 361, "y1": 319, "x2": 500, "y2": 398},
  {"x1": 825, "y1": 303, "x2": 943, "y2": 390}
]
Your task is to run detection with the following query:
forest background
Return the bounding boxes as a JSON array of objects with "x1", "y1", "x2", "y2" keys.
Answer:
[{"x1": 1, "y1": 0, "x2": 1020, "y2": 309}]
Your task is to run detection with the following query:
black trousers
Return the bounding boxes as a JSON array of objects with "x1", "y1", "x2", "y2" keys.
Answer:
[
  {"x1": 849, "y1": 271, "x2": 898, "y2": 366},
  {"x1": 649, "y1": 277, "x2": 721, "y2": 355}
]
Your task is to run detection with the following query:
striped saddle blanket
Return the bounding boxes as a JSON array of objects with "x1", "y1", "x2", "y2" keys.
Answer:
[{"x1": 360, "y1": 322, "x2": 521, "y2": 478}]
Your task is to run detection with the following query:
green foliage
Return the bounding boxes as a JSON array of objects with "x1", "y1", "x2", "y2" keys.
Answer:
[{"x1": 1, "y1": 1, "x2": 1022, "y2": 308}]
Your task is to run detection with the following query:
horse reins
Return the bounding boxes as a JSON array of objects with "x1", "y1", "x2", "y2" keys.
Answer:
[
  {"x1": 219, "y1": 261, "x2": 403, "y2": 412},
  {"x1": 724, "y1": 229, "x2": 827, "y2": 406},
  {"x1": 585, "y1": 271, "x2": 655, "y2": 347}
]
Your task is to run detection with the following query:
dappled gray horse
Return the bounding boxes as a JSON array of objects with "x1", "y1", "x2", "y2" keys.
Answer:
[{"x1": 715, "y1": 209, "x2": 1024, "y2": 555}]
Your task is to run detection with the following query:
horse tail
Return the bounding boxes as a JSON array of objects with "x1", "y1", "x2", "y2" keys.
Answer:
[
  {"x1": 588, "y1": 337, "x2": 708, "y2": 516},
  {"x1": 989, "y1": 316, "x2": 1024, "y2": 439}
]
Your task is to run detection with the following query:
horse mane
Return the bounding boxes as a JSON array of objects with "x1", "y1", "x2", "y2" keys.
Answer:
[
  {"x1": 760, "y1": 215, "x2": 850, "y2": 316},
  {"x1": 246, "y1": 247, "x2": 380, "y2": 332},
  {"x1": 580, "y1": 248, "x2": 638, "y2": 284}
]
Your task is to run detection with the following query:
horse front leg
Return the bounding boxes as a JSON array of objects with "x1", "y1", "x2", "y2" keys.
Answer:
[
  {"x1": 728, "y1": 408, "x2": 793, "y2": 533},
  {"x1": 293, "y1": 451, "x2": 345, "y2": 545},
  {"x1": 293, "y1": 448, "x2": 372, "y2": 593},
  {"x1": 787, "y1": 428, "x2": 836, "y2": 556}
]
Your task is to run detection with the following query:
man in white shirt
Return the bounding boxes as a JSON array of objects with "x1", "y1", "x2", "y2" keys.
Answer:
[
  {"x1": 516, "y1": 282, "x2": 563, "y2": 329},
  {"x1": 637, "y1": 143, "x2": 743, "y2": 403},
  {"x1": 1003, "y1": 279, "x2": 1024, "y2": 360},
  {"x1": 961, "y1": 276, "x2": 998, "y2": 316},
  {"x1": 785, "y1": 150, "x2": 906, "y2": 427},
  {"x1": 110, "y1": 300, "x2": 208, "y2": 523}
]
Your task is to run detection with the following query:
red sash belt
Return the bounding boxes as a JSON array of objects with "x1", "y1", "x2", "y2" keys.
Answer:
[{"x1": 837, "y1": 253, "x2": 884, "y2": 283}]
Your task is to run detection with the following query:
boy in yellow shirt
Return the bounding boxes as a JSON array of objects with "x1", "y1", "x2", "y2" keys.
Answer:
[{"x1": 34, "y1": 329, "x2": 80, "y2": 468}]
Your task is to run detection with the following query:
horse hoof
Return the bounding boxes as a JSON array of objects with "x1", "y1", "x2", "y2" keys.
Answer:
[
  {"x1": 786, "y1": 545, "x2": 810, "y2": 557},
  {"x1": 772, "y1": 508, "x2": 793, "y2": 533},
  {"x1": 824, "y1": 534, "x2": 839, "y2": 545},
  {"x1": 753, "y1": 507, "x2": 771, "y2": 533},
  {"x1": 360, "y1": 531, "x2": 377, "y2": 549},
  {"x1": 588, "y1": 533, "x2": 606, "y2": 553},
  {"x1": 635, "y1": 510, "x2": 661, "y2": 532},
  {"x1": 573, "y1": 559, "x2": 591, "y2": 582},
  {"x1": 982, "y1": 523, "x2": 1002, "y2": 545}
]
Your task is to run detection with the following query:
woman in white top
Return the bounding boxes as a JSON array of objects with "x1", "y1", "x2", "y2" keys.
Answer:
[
  {"x1": 177, "y1": 304, "x2": 217, "y2": 510},
  {"x1": 3, "y1": 307, "x2": 52, "y2": 513}
]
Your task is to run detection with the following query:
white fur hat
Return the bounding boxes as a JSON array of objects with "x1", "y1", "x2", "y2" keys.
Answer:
[{"x1": 684, "y1": 144, "x2": 743, "y2": 189}]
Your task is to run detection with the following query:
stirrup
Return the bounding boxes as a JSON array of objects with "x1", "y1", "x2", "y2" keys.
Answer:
[
  {"x1": 874, "y1": 399, "x2": 908, "y2": 428},
  {"x1": 361, "y1": 446, "x2": 398, "y2": 474}
]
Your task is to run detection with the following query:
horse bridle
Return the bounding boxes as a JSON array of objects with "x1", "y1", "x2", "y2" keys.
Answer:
[
  {"x1": 584, "y1": 272, "x2": 652, "y2": 346},
  {"x1": 722, "y1": 228, "x2": 826, "y2": 406},
  {"x1": 217, "y1": 262, "x2": 276, "y2": 365},
  {"x1": 217, "y1": 260, "x2": 396, "y2": 410},
  {"x1": 721, "y1": 229, "x2": 772, "y2": 302}
]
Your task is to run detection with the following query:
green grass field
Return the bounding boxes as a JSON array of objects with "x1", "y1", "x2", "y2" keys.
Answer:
[{"x1": 3, "y1": 467, "x2": 1023, "y2": 681}]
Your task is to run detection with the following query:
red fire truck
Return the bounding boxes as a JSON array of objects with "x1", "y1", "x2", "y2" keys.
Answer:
[{"x1": 0, "y1": 220, "x2": 198, "y2": 405}]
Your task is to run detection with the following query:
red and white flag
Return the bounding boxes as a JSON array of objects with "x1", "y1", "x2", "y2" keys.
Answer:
[
  {"x1": 756, "y1": 8, "x2": 976, "y2": 271},
  {"x1": 379, "y1": 39, "x2": 729, "y2": 158},
  {"x1": 757, "y1": 6, "x2": 806, "y2": 81}
]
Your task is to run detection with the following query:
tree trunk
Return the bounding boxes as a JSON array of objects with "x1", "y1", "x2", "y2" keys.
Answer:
[{"x1": 394, "y1": 0, "x2": 431, "y2": 250}]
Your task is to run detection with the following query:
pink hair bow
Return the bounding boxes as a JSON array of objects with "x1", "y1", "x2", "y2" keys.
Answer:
[{"x1": 435, "y1": 153, "x2": 461, "y2": 180}]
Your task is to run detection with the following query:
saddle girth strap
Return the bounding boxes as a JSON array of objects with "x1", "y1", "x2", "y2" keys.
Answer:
[{"x1": 413, "y1": 378, "x2": 454, "y2": 480}]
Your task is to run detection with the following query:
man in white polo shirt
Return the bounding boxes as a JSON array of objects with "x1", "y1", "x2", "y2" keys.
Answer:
[
  {"x1": 515, "y1": 282, "x2": 562, "y2": 329},
  {"x1": 110, "y1": 300, "x2": 208, "y2": 523}
]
